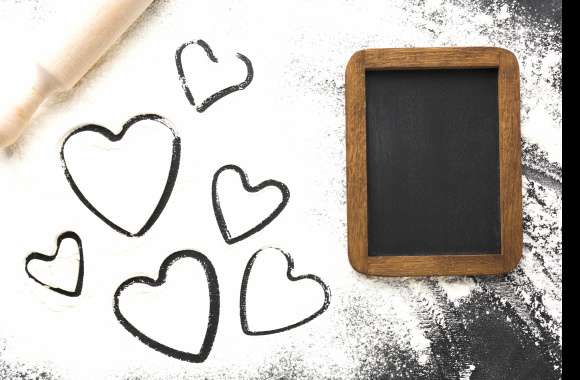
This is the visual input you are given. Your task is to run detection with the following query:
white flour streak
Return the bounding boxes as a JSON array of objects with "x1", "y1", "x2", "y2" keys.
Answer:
[{"x1": 437, "y1": 278, "x2": 477, "y2": 305}]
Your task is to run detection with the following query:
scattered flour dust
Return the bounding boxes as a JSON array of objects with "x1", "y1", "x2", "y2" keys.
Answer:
[
  {"x1": 459, "y1": 364, "x2": 477, "y2": 380},
  {"x1": 437, "y1": 277, "x2": 477, "y2": 305},
  {"x1": 0, "y1": 0, "x2": 561, "y2": 379}
]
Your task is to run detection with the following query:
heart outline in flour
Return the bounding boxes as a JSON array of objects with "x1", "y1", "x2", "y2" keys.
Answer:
[
  {"x1": 240, "y1": 247, "x2": 331, "y2": 336},
  {"x1": 113, "y1": 250, "x2": 220, "y2": 363},
  {"x1": 60, "y1": 114, "x2": 181, "y2": 238},
  {"x1": 24, "y1": 231, "x2": 84, "y2": 297},
  {"x1": 212, "y1": 164, "x2": 290, "y2": 244},
  {"x1": 175, "y1": 39, "x2": 254, "y2": 113}
]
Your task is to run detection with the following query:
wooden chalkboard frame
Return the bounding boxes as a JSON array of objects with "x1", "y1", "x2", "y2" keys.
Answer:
[{"x1": 345, "y1": 47, "x2": 522, "y2": 276}]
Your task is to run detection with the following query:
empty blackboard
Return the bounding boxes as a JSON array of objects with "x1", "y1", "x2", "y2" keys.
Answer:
[
  {"x1": 345, "y1": 47, "x2": 522, "y2": 276},
  {"x1": 366, "y1": 68, "x2": 500, "y2": 256}
]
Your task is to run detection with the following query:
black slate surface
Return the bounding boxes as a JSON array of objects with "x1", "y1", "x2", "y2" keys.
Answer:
[{"x1": 365, "y1": 68, "x2": 501, "y2": 256}]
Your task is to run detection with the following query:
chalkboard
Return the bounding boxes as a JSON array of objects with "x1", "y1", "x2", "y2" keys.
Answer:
[
  {"x1": 346, "y1": 47, "x2": 522, "y2": 276},
  {"x1": 366, "y1": 68, "x2": 500, "y2": 256}
]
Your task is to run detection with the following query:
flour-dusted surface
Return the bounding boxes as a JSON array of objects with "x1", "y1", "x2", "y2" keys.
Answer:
[{"x1": 0, "y1": 0, "x2": 561, "y2": 379}]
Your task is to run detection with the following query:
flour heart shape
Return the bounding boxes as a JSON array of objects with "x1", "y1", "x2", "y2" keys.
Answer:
[
  {"x1": 240, "y1": 247, "x2": 331, "y2": 335},
  {"x1": 61, "y1": 114, "x2": 181, "y2": 237},
  {"x1": 212, "y1": 164, "x2": 290, "y2": 244},
  {"x1": 175, "y1": 39, "x2": 253, "y2": 112},
  {"x1": 25, "y1": 231, "x2": 84, "y2": 297},
  {"x1": 113, "y1": 250, "x2": 220, "y2": 363}
]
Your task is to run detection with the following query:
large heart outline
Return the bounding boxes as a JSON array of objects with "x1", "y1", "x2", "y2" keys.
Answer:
[
  {"x1": 60, "y1": 114, "x2": 181, "y2": 238},
  {"x1": 113, "y1": 250, "x2": 220, "y2": 363},
  {"x1": 240, "y1": 247, "x2": 331, "y2": 336},
  {"x1": 175, "y1": 39, "x2": 254, "y2": 113},
  {"x1": 212, "y1": 164, "x2": 290, "y2": 245},
  {"x1": 24, "y1": 231, "x2": 84, "y2": 297}
]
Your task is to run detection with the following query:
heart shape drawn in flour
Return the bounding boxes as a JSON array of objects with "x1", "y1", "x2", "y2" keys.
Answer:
[
  {"x1": 175, "y1": 39, "x2": 254, "y2": 112},
  {"x1": 24, "y1": 231, "x2": 84, "y2": 297},
  {"x1": 212, "y1": 164, "x2": 290, "y2": 244},
  {"x1": 61, "y1": 114, "x2": 181, "y2": 237},
  {"x1": 240, "y1": 247, "x2": 331, "y2": 335},
  {"x1": 113, "y1": 250, "x2": 220, "y2": 363}
]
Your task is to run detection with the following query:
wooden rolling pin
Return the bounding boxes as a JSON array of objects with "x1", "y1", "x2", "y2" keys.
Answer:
[{"x1": 0, "y1": 0, "x2": 154, "y2": 148}]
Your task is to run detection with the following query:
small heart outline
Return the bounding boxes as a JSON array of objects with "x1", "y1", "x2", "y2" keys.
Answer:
[
  {"x1": 60, "y1": 114, "x2": 181, "y2": 238},
  {"x1": 175, "y1": 39, "x2": 254, "y2": 113},
  {"x1": 240, "y1": 247, "x2": 331, "y2": 336},
  {"x1": 212, "y1": 164, "x2": 290, "y2": 245},
  {"x1": 24, "y1": 231, "x2": 84, "y2": 297},
  {"x1": 113, "y1": 250, "x2": 220, "y2": 363}
]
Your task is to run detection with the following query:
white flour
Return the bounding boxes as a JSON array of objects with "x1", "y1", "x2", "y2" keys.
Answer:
[{"x1": 0, "y1": 0, "x2": 561, "y2": 379}]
